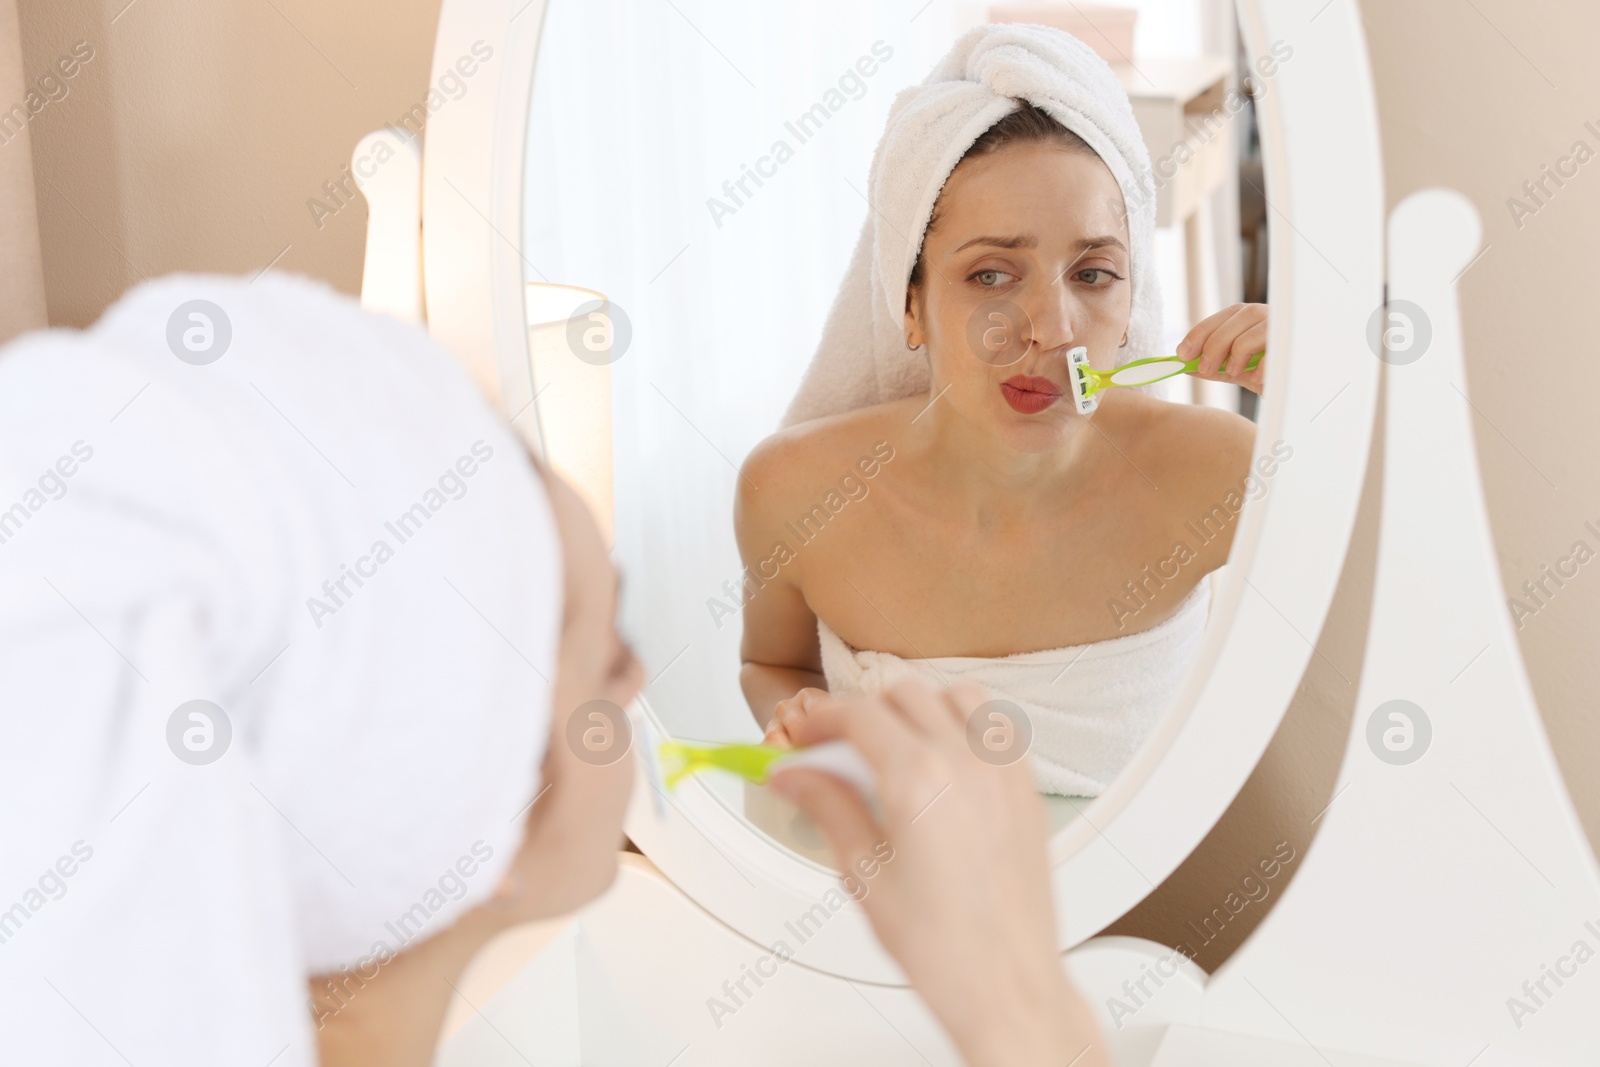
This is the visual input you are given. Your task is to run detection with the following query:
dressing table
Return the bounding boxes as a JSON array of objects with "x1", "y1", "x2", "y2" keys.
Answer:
[{"x1": 354, "y1": 2, "x2": 1600, "y2": 1061}]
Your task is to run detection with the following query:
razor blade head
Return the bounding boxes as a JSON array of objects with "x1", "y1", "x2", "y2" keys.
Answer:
[{"x1": 1066, "y1": 346, "x2": 1099, "y2": 415}]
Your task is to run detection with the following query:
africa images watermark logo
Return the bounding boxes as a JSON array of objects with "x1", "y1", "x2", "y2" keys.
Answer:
[
  {"x1": 0, "y1": 841, "x2": 95, "y2": 947},
  {"x1": 1365, "y1": 699, "x2": 1431, "y2": 766},
  {"x1": 705, "y1": 839, "x2": 894, "y2": 1029},
  {"x1": 0, "y1": 40, "x2": 95, "y2": 149},
  {"x1": 167, "y1": 299, "x2": 233, "y2": 365},
  {"x1": 1506, "y1": 519, "x2": 1600, "y2": 630},
  {"x1": 306, "y1": 41, "x2": 495, "y2": 231},
  {"x1": 1105, "y1": 440, "x2": 1293, "y2": 630},
  {"x1": 1121, "y1": 40, "x2": 1292, "y2": 220},
  {"x1": 1504, "y1": 119, "x2": 1600, "y2": 232},
  {"x1": 565, "y1": 698, "x2": 632, "y2": 766},
  {"x1": 309, "y1": 840, "x2": 497, "y2": 1029},
  {"x1": 1505, "y1": 916, "x2": 1600, "y2": 1031},
  {"x1": 0, "y1": 440, "x2": 94, "y2": 548},
  {"x1": 1366, "y1": 300, "x2": 1431, "y2": 366},
  {"x1": 966, "y1": 699, "x2": 1033, "y2": 766},
  {"x1": 304, "y1": 440, "x2": 496, "y2": 629},
  {"x1": 1105, "y1": 841, "x2": 1297, "y2": 1030},
  {"x1": 166, "y1": 700, "x2": 232, "y2": 765},
  {"x1": 705, "y1": 40, "x2": 894, "y2": 228},
  {"x1": 706, "y1": 442, "x2": 896, "y2": 629}
]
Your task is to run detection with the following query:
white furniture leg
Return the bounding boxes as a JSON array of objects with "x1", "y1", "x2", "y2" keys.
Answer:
[{"x1": 1181, "y1": 190, "x2": 1600, "y2": 1065}]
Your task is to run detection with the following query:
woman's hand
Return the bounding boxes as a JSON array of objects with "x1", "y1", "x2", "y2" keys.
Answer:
[
  {"x1": 763, "y1": 685, "x2": 831, "y2": 748},
  {"x1": 1178, "y1": 302, "x2": 1267, "y2": 394},
  {"x1": 768, "y1": 680, "x2": 1109, "y2": 1067}
]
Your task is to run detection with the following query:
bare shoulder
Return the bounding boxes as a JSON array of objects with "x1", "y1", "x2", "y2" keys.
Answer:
[
  {"x1": 1104, "y1": 392, "x2": 1260, "y2": 504},
  {"x1": 735, "y1": 401, "x2": 908, "y2": 541},
  {"x1": 1154, "y1": 395, "x2": 1255, "y2": 473}
]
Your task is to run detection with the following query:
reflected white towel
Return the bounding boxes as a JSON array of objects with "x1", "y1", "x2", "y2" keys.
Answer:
[
  {"x1": 784, "y1": 22, "x2": 1162, "y2": 427},
  {"x1": 0, "y1": 274, "x2": 562, "y2": 1066},
  {"x1": 819, "y1": 581, "x2": 1210, "y2": 796}
]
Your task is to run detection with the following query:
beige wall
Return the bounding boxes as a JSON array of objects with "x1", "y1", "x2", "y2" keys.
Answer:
[
  {"x1": 12, "y1": 0, "x2": 1597, "y2": 972},
  {"x1": 0, "y1": 0, "x2": 46, "y2": 341},
  {"x1": 17, "y1": 0, "x2": 444, "y2": 327}
]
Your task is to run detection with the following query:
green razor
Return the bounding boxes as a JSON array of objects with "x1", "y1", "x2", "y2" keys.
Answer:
[
  {"x1": 655, "y1": 738, "x2": 876, "y2": 795},
  {"x1": 1067, "y1": 346, "x2": 1264, "y2": 415}
]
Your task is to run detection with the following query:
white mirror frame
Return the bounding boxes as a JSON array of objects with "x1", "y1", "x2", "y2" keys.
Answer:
[{"x1": 418, "y1": 0, "x2": 1383, "y2": 983}]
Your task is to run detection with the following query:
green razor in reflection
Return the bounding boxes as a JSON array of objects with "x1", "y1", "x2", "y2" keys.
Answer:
[{"x1": 1067, "y1": 346, "x2": 1264, "y2": 415}]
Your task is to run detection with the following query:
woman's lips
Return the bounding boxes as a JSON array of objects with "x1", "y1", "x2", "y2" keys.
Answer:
[{"x1": 1000, "y1": 375, "x2": 1061, "y2": 414}]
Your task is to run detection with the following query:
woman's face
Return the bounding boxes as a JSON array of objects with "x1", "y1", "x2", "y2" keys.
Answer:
[
  {"x1": 906, "y1": 140, "x2": 1132, "y2": 453},
  {"x1": 489, "y1": 464, "x2": 646, "y2": 921}
]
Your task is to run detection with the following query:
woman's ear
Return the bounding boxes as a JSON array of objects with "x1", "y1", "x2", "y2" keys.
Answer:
[{"x1": 903, "y1": 286, "x2": 923, "y2": 349}]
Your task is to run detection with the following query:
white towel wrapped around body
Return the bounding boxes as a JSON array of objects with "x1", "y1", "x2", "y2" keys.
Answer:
[
  {"x1": 0, "y1": 274, "x2": 562, "y2": 1065},
  {"x1": 818, "y1": 581, "x2": 1210, "y2": 797},
  {"x1": 783, "y1": 21, "x2": 1163, "y2": 427}
]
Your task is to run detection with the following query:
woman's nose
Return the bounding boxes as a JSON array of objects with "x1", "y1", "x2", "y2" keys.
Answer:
[{"x1": 1020, "y1": 282, "x2": 1078, "y2": 354}]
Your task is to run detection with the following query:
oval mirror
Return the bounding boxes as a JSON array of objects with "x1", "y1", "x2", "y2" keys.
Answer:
[{"x1": 422, "y1": 0, "x2": 1381, "y2": 982}]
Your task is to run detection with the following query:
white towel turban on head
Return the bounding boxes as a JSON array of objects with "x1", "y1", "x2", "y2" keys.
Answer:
[
  {"x1": 784, "y1": 22, "x2": 1162, "y2": 427},
  {"x1": 0, "y1": 274, "x2": 562, "y2": 1065}
]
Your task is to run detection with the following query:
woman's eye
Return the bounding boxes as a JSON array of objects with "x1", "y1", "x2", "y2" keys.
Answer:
[
  {"x1": 972, "y1": 269, "x2": 1012, "y2": 287},
  {"x1": 1077, "y1": 268, "x2": 1115, "y2": 284}
]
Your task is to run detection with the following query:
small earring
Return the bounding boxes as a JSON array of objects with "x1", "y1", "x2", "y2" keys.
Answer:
[
  {"x1": 1119, "y1": 331, "x2": 1129, "y2": 349},
  {"x1": 905, "y1": 333, "x2": 922, "y2": 351}
]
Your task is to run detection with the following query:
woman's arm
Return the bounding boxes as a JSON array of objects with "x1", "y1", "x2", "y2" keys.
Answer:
[
  {"x1": 740, "y1": 661, "x2": 826, "y2": 730},
  {"x1": 733, "y1": 437, "x2": 831, "y2": 734}
]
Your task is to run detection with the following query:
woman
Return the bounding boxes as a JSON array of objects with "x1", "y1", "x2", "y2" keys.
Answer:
[
  {"x1": 739, "y1": 30, "x2": 1267, "y2": 796},
  {"x1": 320, "y1": 466, "x2": 1111, "y2": 1067},
  {"x1": 0, "y1": 273, "x2": 1108, "y2": 1067}
]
